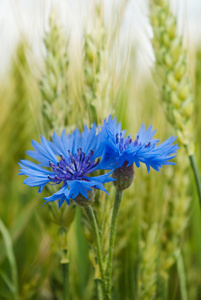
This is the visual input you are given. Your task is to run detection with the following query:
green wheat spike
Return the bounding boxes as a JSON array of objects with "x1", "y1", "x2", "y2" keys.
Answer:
[{"x1": 150, "y1": 0, "x2": 194, "y2": 155}]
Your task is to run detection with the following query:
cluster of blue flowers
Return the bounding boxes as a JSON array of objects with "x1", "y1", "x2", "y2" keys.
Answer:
[{"x1": 19, "y1": 116, "x2": 179, "y2": 208}]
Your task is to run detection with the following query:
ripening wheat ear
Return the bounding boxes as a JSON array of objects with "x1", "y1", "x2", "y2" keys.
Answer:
[
  {"x1": 137, "y1": 224, "x2": 158, "y2": 300},
  {"x1": 150, "y1": 0, "x2": 201, "y2": 207},
  {"x1": 150, "y1": 0, "x2": 193, "y2": 152},
  {"x1": 157, "y1": 151, "x2": 190, "y2": 298},
  {"x1": 82, "y1": 3, "x2": 111, "y2": 125},
  {"x1": 0, "y1": 42, "x2": 37, "y2": 176},
  {"x1": 82, "y1": 2, "x2": 129, "y2": 126},
  {"x1": 40, "y1": 11, "x2": 71, "y2": 138}
]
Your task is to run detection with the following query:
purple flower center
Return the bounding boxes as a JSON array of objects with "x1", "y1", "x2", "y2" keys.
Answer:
[
  {"x1": 133, "y1": 135, "x2": 150, "y2": 148},
  {"x1": 116, "y1": 133, "x2": 151, "y2": 152},
  {"x1": 48, "y1": 148, "x2": 99, "y2": 184},
  {"x1": 116, "y1": 133, "x2": 132, "y2": 152}
]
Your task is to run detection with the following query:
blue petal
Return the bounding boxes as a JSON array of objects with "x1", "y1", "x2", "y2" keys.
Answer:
[{"x1": 26, "y1": 150, "x2": 52, "y2": 167}]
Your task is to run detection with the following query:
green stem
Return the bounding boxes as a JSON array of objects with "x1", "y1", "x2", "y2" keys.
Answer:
[
  {"x1": 175, "y1": 248, "x2": 188, "y2": 300},
  {"x1": 61, "y1": 251, "x2": 70, "y2": 300},
  {"x1": 106, "y1": 189, "x2": 123, "y2": 299},
  {"x1": 95, "y1": 279, "x2": 103, "y2": 300},
  {"x1": 84, "y1": 205, "x2": 107, "y2": 297},
  {"x1": 59, "y1": 228, "x2": 70, "y2": 300},
  {"x1": 189, "y1": 154, "x2": 201, "y2": 209}
]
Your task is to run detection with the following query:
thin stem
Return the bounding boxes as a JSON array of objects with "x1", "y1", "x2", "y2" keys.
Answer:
[
  {"x1": 106, "y1": 189, "x2": 123, "y2": 299},
  {"x1": 59, "y1": 228, "x2": 70, "y2": 300},
  {"x1": 95, "y1": 279, "x2": 103, "y2": 300},
  {"x1": 61, "y1": 250, "x2": 70, "y2": 300},
  {"x1": 175, "y1": 248, "x2": 188, "y2": 300},
  {"x1": 189, "y1": 154, "x2": 201, "y2": 209},
  {"x1": 84, "y1": 205, "x2": 107, "y2": 297}
]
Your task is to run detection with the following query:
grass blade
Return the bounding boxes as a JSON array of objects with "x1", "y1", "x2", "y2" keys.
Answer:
[{"x1": 0, "y1": 218, "x2": 19, "y2": 300}]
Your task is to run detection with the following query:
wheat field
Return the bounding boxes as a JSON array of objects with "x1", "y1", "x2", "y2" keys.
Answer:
[{"x1": 0, "y1": 1, "x2": 201, "y2": 299}]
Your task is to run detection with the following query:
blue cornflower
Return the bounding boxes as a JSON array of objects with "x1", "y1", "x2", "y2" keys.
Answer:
[
  {"x1": 19, "y1": 123, "x2": 114, "y2": 208},
  {"x1": 99, "y1": 116, "x2": 179, "y2": 189}
]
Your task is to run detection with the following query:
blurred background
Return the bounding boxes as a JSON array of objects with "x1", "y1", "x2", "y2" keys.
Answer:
[{"x1": 0, "y1": 0, "x2": 201, "y2": 299}]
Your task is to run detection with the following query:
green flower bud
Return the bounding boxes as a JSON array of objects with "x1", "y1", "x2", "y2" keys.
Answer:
[
  {"x1": 48, "y1": 201, "x2": 76, "y2": 230},
  {"x1": 74, "y1": 189, "x2": 95, "y2": 207}
]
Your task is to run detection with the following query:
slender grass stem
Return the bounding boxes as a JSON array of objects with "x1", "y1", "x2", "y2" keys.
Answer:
[
  {"x1": 95, "y1": 279, "x2": 103, "y2": 300},
  {"x1": 61, "y1": 250, "x2": 70, "y2": 300},
  {"x1": 59, "y1": 228, "x2": 70, "y2": 300},
  {"x1": 175, "y1": 248, "x2": 188, "y2": 300},
  {"x1": 84, "y1": 205, "x2": 107, "y2": 297},
  {"x1": 106, "y1": 189, "x2": 123, "y2": 299},
  {"x1": 0, "y1": 219, "x2": 19, "y2": 300},
  {"x1": 189, "y1": 154, "x2": 201, "y2": 209}
]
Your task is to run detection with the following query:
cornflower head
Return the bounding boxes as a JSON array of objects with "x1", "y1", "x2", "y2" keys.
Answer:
[
  {"x1": 19, "y1": 124, "x2": 114, "y2": 208},
  {"x1": 99, "y1": 115, "x2": 179, "y2": 190}
]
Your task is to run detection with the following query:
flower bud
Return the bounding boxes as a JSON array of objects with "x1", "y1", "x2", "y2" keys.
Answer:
[
  {"x1": 48, "y1": 200, "x2": 76, "y2": 230},
  {"x1": 112, "y1": 161, "x2": 134, "y2": 191},
  {"x1": 74, "y1": 189, "x2": 95, "y2": 207}
]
